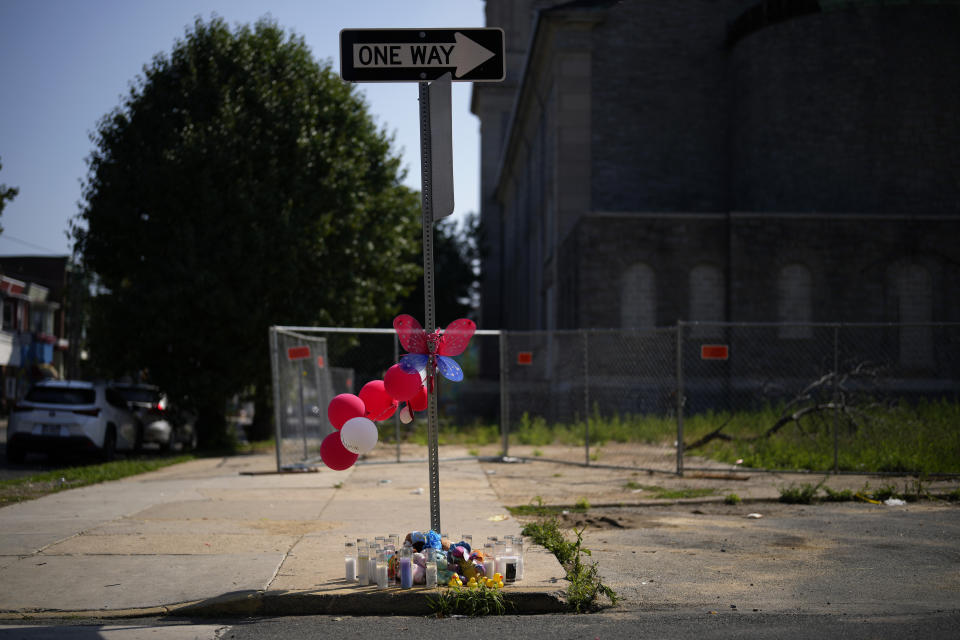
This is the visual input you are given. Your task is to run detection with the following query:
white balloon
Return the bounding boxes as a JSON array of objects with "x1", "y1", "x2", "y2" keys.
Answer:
[{"x1": 340, "y1": 416, "x2": 378, "y2": 454}]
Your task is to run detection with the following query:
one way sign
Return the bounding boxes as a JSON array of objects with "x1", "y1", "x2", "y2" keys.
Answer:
[{"x1": 340, "y1": 28, "x2": 504, "y2": 83}]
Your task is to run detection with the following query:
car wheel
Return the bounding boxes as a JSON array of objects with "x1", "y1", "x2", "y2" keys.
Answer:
[
  {"x1": 5, "y1": 441, "x2": 26, "y2": 464},
  {"x1": 101, "y1": 426, "x2": 117, "y2": 462}
]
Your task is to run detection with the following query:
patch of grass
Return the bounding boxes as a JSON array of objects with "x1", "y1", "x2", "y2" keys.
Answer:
[
  {"x1": 235, "y1": 437, "x2": 275, "y2": 455},
  {"x1": 869, "y1": 483, "x2": 899, "y2": 502},
  {"x1": 427, "y1": 582, "x2": 508, "y2": 618},
  {"x1": 507, "y1": 495, "x2": 587, "y2": 518},
  {"x1": 622, "y1": 481, "x2": 715, "y2": 500},
  {"x1": 946, "y1": 487, "x2": 960, "y2": 502},
  {"x1": 532, "y1": 449, "x2": 543, "y2": 457},
  {"x1": 432, "y1": 584, "x2": 506, "y2": 617},
  {"x1": 822, "y1": 486, "x2": 854, "y2": 502},
  {"x1": 521, "y1": 519, "x2": 618, "y2": 612},
  {"x1": 654, "y1": 488, "x2": 716, "y2": 500},
  {"x1": 724, "y1": 493, "x2": 742, "y2": 505},
  {"x1": 778, "y1": 479, "x2": 826, "y2": 504},
  {"x1": 333, "y1": 481, "x2": 343, "y2": 489},
  {"x1": 467, "y1": 448, "x2": 479, "y2": 457},
  {"x1": 686, "y1": 398, "x2": 960, "y2": 474},
  {"x1": 0, "y1": 454, "x2": 195, "y2": 507}
]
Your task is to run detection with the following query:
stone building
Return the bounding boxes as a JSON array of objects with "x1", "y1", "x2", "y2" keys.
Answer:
[{"x1": 471, "y1": 0, "x2": 960, "y2": 355}]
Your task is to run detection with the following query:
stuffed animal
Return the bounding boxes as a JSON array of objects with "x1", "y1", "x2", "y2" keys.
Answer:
[
  {"x1": 412, "y1": 551, "x2": 427, "y2": 584},
  {"x1": 405, "y1": 530, "x2": 427, "y2": 552},
  {"x1": 449, "y1": 544, "x2": 481, "y2": 581},
  {"x1": 425, "y1": 530, "x2": 442, "y2": 550}
]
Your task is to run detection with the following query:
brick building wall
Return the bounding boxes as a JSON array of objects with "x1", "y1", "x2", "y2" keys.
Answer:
[{"x1": 477, "y1": 0, "x2": 960, "y2": 337}]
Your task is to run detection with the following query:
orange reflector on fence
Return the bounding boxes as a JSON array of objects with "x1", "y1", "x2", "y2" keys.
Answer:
[
  {"x1": 516, "y1": 351, "x2": 533, "y2": 366},
  {"x1": 700, "y1": 344, "x2": 729, "y2": 360}
]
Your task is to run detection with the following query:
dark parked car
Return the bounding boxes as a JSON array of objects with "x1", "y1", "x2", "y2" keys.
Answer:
[{"x1": 111, "y1": 383, "x2": 196, "y2": 452}]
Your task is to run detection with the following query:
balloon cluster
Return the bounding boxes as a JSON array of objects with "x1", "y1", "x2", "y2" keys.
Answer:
[
  {"x1": 320, "y1": 315, "x2": 475, "y2": 471},
  {"x1": 320, "y1": 364, "x2": 428, "y2": 470}
]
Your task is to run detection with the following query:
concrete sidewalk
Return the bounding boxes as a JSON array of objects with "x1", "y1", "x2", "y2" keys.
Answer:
[{"x1": 0, "y1": 451, "x2": 567, "y2": 619}]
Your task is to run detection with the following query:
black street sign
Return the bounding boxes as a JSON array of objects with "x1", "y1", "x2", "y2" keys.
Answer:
[{"x1": 340, "y1": 28, "x2": 505, "y2": 83}]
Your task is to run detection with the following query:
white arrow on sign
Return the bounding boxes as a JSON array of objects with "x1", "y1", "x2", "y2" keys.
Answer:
[{"x1": 352, "y1": 32, "x2": 496, "y2": 78}]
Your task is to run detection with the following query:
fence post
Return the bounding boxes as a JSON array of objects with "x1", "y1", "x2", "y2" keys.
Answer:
[
  {"x1": 676, "y1": 322, "x2": 685, "y2": 477},
  {"x1": 833, "y1": 324, "x2": 840, "y2": 474},
  {"x1": 269, "y1": 326, "x2": 284, "y2": 472},
  {"x1": 584, "y1": 331, "x2": 591, "y2": 466},
  {"x1": 499, "y1": 330, "x2": 509, "y2": 458}
]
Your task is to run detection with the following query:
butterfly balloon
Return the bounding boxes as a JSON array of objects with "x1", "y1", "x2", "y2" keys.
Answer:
[{"x1": 394, "y1": 314, "x2": 476, "y2": 384}]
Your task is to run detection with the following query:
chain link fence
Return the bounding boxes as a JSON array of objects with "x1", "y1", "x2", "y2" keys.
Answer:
[
  {"x1": 269, "y1": 326, "x2": 503, "y2": 468},
  {"x1": 269, "y1": 328, "x2": 335, "y2": 470},
  {"x1": 271, "y1": 322, "x2": 960, "y2": 475},
  {"x1": 678, "y1": 322, "x2": 960, "y2": 476}
]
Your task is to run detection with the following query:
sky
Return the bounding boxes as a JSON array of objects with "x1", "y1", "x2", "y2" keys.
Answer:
[{"x1": 0, "y1": 0, "x2": 486, "y2": 257}]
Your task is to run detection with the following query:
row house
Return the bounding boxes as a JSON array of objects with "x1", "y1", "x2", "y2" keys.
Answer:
[{"x1": 0, "y1": 256, "x2": 71, "y2": 410}]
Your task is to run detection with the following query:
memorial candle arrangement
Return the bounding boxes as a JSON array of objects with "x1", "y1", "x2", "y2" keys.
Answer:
[{"x1": 345, "y1": 530, "x2": 523, "y2": 589}]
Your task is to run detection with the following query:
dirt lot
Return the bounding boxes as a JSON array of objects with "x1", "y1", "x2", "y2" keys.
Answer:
[{"x1": 466, "y1": 445, "x2": 960, "y2": 615}]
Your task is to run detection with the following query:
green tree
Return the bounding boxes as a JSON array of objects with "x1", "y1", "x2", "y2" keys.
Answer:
[
  {"x1": 73, "y1": 17, "x2": 421, "y2": 447},
  {"x1": 0, "y1": 156, "x2": 18, "y2": 232},
  {"x1": 400, "y1": 212, "x2": 481, "y2": 322}
]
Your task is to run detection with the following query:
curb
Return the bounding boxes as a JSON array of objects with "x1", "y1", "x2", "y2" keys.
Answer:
[
  {"x1": 0, "y1": 588, "x2": 568, "y2": 620},
  {"x1": 170, "y1": 587, "x2": 568, "y2": 618}
]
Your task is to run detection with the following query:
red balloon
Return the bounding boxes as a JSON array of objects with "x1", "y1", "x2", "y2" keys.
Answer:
[
  {"x1": 360, "y1": 379, "x2": 397, "y2": 421},
  {"x1": 408, "y1": 385, "x2": 428, "y2": 412},
  {"x1": 328, "y1": 394, "x2": 365, "y2": 430},
  {"x1": 384, "y1": 364, "x2": 423, "y2": 402},
  {"x1": 320, "y1": 431, "x2": 358, "y2": 470}
]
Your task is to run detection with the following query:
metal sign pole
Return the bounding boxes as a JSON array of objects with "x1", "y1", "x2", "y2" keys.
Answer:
[{"x1": 420, "y1": 79, "x2": 441, "y2": 533}]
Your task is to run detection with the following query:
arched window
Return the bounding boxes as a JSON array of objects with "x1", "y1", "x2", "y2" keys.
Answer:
[
  {"x1": 895, "y1": 264, "x2": 933, "y2": 368},
  {"x1": 689, "y1": 264, "x2": 724, "y2": 337},
  {"x1": 621, "y1": 263, "x2": 656, "y2": 327},
  {"x1": 778, "y1": 263, "x2": 812, "y2": 338}
]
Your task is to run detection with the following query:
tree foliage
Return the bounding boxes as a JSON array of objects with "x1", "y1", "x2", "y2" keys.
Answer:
[
  {"x1": 0, "y1": 156, "x2": 18, "y2": 232},
  {"x1": 400, "y1": 212, "x2": 481, "y2": 322},
  {"x1": 73, "y1": 17, "x2": 421, "y2": 446}
]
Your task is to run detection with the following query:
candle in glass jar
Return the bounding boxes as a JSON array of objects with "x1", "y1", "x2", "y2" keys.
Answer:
[
  {"x1": 345, "y1": 542, "x2": 357, "y2": 581},
  {"x1": 425, "y1": 559, "x2": 438, "y2": 587},
  {"x1": 400, "y1": 544, "x2": 413, "y2": 588},
  {"x1": 357, "y1": 540, "x2": 369, "y2": 585},
  {"x1": 376, "y1": 551, "x2": 389, "y2": 589}
]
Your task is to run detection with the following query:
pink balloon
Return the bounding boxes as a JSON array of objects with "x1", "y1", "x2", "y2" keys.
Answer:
[
  {"x1": 360, "y1": 379, "x2": 397, "y2": 421},
  {"x1": 384, "y1": 364, "x2": 423, "y2": 402},
  {"x1": 408, "y1": 385, "x2": 428, "y2": 412},
  {"x1": 320, "y1": 431, "x2": 358, "y2": 470},
  {"x1": 328, "y1": 393, "x2": 365, "y2": 430}
]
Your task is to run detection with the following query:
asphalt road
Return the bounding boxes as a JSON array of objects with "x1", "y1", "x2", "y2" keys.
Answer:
[
  {"x1": 3, "y1": 610, "x2": 960, "y2": 639},
  {"x1": 572, "y1": 501, "x2": 960, "y2": 616}
]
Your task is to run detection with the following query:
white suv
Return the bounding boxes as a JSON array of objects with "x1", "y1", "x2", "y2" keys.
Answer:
[{"x1": 6, "y1": 380, "x2": 139, "y2": 462}]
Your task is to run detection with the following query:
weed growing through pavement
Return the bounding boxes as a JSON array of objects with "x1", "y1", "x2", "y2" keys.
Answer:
[
  {"x1": 521, "y1": 517, "x2": 618, "y2": 612},
  {"x1": 724, "y1": 493, "x2": 742, "y2": 505},
  {"x1": 822, "y1": 486, "x2": 854, "y2": 502},
  {"x1": 778, "y1": 480, "x2": 826, "y2": 504},
  {"x1": 781, "y1": 476, "x2": 949, "y2": 504}
]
